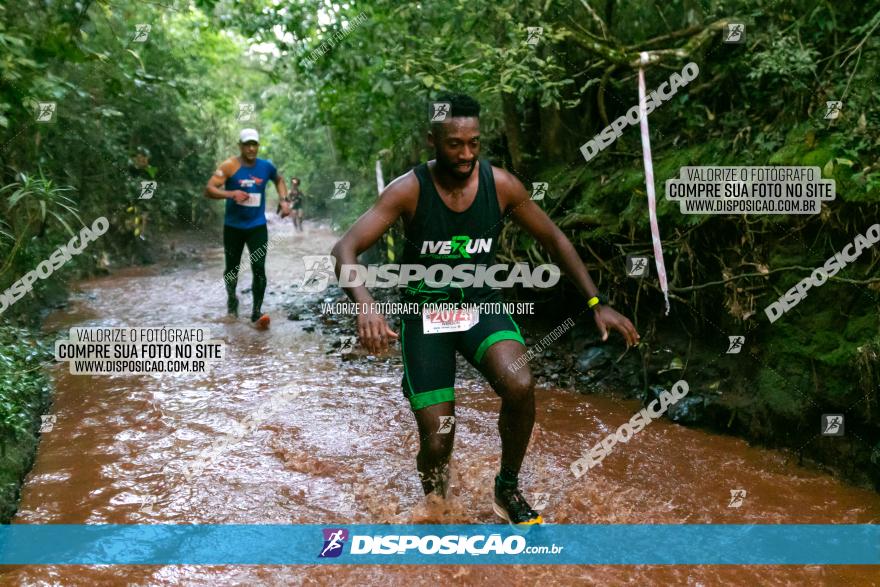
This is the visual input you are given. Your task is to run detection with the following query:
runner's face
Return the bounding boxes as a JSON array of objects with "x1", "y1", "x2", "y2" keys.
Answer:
[
  {"x1": 432, "y1": 117, "x2": 480, "y2": 180},
  {"x1": 239, "y1": 141, "x2": 259, "y2": 162}
]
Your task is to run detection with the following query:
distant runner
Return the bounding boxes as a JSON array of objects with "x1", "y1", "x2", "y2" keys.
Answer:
[
  {"x1": 289, "y1": 177, "x2": 306, "y2": 232},
  {"x1": 331, "y1": 94, "x2": 639, "y2": 524},
  {"x1": 278, "y1": 177, "x2": 305, "y2": 231},
  {"x1": 125, "y1": 146, "x2": 155, "y2": 260},
  {"x1": 204, "y1": 128, "x2": 289, "y2": 329}
]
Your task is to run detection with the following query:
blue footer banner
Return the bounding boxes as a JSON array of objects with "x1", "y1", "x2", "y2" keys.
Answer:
[{"x1": 0, "y1": 524, "x2": 877, "y2": 565}]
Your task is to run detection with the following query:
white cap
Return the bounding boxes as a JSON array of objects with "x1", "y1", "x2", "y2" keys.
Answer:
[{"x1": 239, "y1": 128, "x2": 259, "y2": 143}]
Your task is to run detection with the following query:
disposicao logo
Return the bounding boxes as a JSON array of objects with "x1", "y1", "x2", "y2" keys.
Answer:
[
  {"x1": 318, "y1": 528, "x2": 348, "y2": 558},
  {"x1": 315, "y1": 530, "x2": 563, "y2": 557}
]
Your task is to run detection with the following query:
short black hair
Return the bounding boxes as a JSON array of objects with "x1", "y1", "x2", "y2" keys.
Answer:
[
  {"x1": 432, "y1": 93, "x2": 481, "y2": 118},
  {"x1": 430, "y1": 93, "x2": 480, "y2": 138}
]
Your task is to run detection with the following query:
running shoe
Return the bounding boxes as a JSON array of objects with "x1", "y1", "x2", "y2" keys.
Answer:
[
  {"x1": 251, "y1": 314, "x2": 270, "y2": 330},
  {"x1": 493, "y1": 478, "x2": 543, "y2": 525}
]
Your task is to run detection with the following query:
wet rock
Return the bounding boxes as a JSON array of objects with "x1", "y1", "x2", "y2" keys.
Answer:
[
  {"x1": 666, "y1": 396, "x2": 705, "y2": 424},
  {"x1": 575, "y1": 347, "x2": 610, "y2": 372},
  {"x1": 545, "y1": 358, "x2": 563, "y2": 373},
  {"x1": 641, "y1": 384, "x2": 705, "y2": 424},
  {"x1": 642, "y1": 384, "x2": 667, "y2": 407},
  {"x1": 577, "y1": 374, "x2": 593, "y2": 384}
]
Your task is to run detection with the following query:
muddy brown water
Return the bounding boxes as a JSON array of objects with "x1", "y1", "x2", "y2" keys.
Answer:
[{"x1": 3, "y1": 219, "x2": 879, "y2": 585}]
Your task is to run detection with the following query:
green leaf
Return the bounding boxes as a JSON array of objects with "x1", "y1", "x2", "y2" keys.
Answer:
[{"x1": 48, "y1": 212, "x2": 77, "y2": 238}]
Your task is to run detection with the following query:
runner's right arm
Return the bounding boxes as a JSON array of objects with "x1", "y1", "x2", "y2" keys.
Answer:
[
  {"x1": 204, "y1": 159, "x2": 249, "y2": 203},
  {"x1": 331, "y1": 172, "x2": 417, "y2": 353}
]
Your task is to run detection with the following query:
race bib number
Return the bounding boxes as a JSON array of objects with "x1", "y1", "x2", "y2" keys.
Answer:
[
  {"x1": 241, "y1": 193, "x2": 261, "y2": 207},
  {"x1": 422, "y1": 307, "x2": 479, "y2": 334}
]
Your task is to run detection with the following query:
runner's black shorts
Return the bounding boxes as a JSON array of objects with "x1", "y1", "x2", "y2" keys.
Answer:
[{"x1": 400, "y1": 308, "x2": 525, "y2": 411}]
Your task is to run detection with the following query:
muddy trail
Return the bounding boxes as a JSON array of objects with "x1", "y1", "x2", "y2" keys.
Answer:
[{"x1": 3, "y1": 218, "x2": 879, "y2": 586}]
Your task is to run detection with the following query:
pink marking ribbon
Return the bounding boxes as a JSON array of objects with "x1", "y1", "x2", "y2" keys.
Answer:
[{"x1": 638, "y1": 51, "x2": 670, "y2": 315}]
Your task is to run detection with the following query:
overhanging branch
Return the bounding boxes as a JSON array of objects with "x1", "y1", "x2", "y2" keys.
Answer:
[{"x1": 562, "y1": 18, "x2": 732, "y2": 68}]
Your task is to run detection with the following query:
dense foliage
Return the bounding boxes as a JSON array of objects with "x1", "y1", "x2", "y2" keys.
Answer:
[{"x1": 0, "y1": 325, "x2": 51, "y2": 522}]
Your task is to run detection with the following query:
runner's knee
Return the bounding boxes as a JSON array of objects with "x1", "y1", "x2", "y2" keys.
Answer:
[{"x1": 496, "y1": 370, "x2": 534, "y2": 404}]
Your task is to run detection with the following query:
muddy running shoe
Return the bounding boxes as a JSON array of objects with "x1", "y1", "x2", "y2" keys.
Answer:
[
  {"x1": 251, "y1": 313, "x2": 270, "y2": 330},
  {"x1": 493, "y1": 478, "x2": 543, "y2": 525},
  {"x1": 227, "y1": 296, "x2": 239, "y2": 317}
]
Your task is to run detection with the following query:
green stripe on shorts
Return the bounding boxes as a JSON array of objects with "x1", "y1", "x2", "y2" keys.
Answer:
[
  {"x1": 409, "y1": 387, "x2": 455, "y2": 411},
  {"x1": 474, "y1": 314, "x2": 525, "y2": 364}
]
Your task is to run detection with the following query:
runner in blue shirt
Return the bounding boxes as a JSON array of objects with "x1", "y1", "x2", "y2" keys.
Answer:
[{"x1": 204, "y1": 128, "x2": 289, "y2": 328}]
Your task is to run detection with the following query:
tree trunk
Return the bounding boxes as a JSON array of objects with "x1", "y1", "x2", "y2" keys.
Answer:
[
  {"x1": 539, "y1": 104, "x2": 563, "y2": 161},
  {"x1": 501, "y1": 91, "x2": 523, "y2": 172}
]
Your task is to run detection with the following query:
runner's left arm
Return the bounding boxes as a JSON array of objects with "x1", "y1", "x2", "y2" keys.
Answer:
[{"x1": 495, "y1": 168, "x2": 640, "y2": 347}]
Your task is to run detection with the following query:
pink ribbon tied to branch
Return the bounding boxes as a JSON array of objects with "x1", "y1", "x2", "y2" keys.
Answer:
[{"x1": 638, "y1": 51, "x2": 671, "y2": 315}]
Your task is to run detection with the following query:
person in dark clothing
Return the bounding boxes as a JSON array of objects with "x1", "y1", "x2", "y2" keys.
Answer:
[{"x1": 331, "y1": 94, "x2": 640, "y2": 524}]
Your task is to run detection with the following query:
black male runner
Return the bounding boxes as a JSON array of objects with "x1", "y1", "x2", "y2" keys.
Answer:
[
  {"x1": 205, "y1": 128, "x2": 289, "y2": 329},
  {"x1": 330, "y1": 94, "x2": 639, "y2": 524}
]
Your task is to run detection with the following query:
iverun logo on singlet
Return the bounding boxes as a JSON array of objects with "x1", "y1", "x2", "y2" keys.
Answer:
[{"x1": 420, "y1": 236, "x2": 492, "y2": 259}]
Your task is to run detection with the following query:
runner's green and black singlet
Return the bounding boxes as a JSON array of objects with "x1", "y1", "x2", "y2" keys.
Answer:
[
  {"x1": 400, "y1": 159, "x2": 503, "y2": 309},
  {"x1": 397, "y1": 159, "x2": 525, "y2": 411}
]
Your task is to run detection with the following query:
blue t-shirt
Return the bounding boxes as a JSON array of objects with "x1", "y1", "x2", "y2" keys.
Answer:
[{"x1": 218, "y1": 157, "x2": 278, "y2": 229}]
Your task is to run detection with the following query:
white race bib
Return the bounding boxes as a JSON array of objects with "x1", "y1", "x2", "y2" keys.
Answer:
[
  {"x1": 422, "y1": 307, "x2": 479, "y2": 334},
  {"x1": 241, "y1": 193, "x2": 261, "y2": 207}
]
